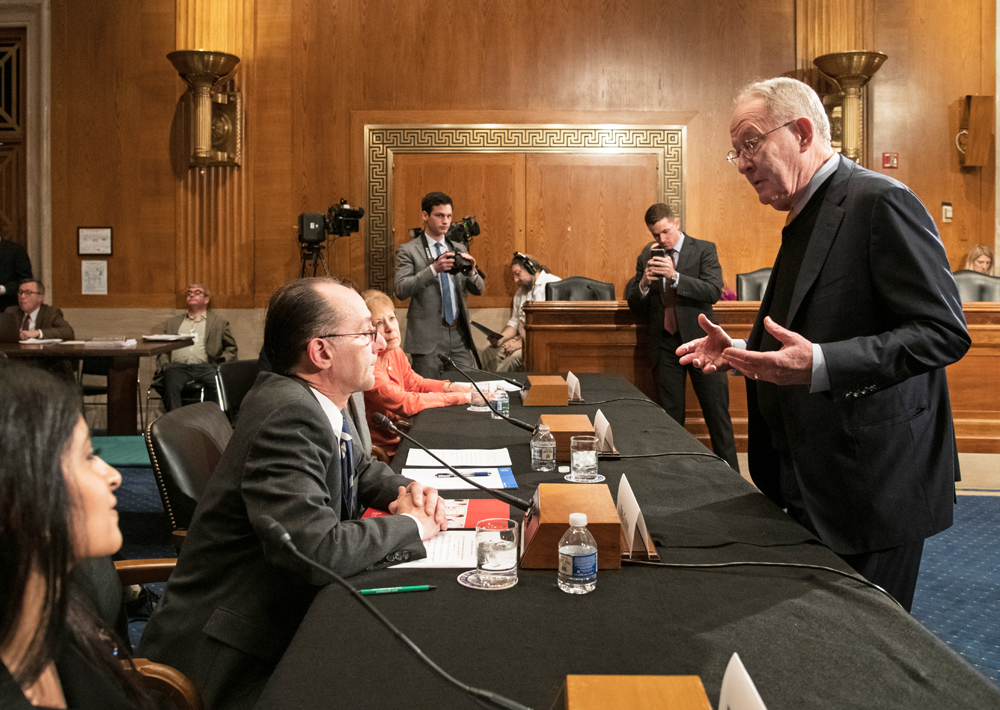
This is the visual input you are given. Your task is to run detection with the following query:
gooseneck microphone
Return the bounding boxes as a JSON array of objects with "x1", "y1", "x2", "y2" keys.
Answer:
[
  {"x1": 255, "y1": 516, "x2": 534, "y2": 710},
  {"x1": 442, "y1": 352, "x2": 522, "y2": 389},
  {"x1": 372, "y1": 413, "x2": 532, "y2": 512},
  {"x1": 437, "y1": 354, "x2": 535, "y2": 433}
]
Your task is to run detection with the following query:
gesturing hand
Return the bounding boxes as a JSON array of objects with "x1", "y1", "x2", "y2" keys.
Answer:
[
  {"x1": 722, "y1": 317, "x2": 813, "y2": 386},
  {"x1": 676, "y1": 314, "x2": 734, "y2": 374}
]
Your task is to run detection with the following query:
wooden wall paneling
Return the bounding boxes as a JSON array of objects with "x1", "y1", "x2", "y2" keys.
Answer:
[
  {"x1": 252, "y1": 0, "x2": 295, "y2": 307},
  {"x1": 391, "y1": 153, "x2": 525, "y2": 308},
  {"x1": 525, "y1": 153, "x2": 658, "y2": 298},
  {"x1": 871, "y1": 0, "x2": 994, "y2": 271}
]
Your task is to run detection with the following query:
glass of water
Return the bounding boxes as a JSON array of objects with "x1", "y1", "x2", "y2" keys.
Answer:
[
  {"x1": 468, "y1": 382, "x2": 492, "y2": 413},
  {"x1": 474, "y1": 518, "x2": 519, "y2": 589},
  {"x1": 565, "y1": 435, "x2": 604, "y2": 483}
]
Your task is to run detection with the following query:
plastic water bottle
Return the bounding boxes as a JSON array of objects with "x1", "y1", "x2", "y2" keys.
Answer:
[
  {"x1": 530, "y1": 424, "x2": 557, "y2": 472},
  {"x1": 491, "y1": 388, "x2": 509, "y2": 420},
  {"x1": 557, "y1": 513, "x2": 598, "y2": 594}
]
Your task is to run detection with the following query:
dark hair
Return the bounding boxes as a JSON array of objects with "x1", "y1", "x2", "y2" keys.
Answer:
[
  {"x1": 18, "y1": 278, "x2": 44, "y2": 295},
  {"x1": 0, "y1": 366, "x2": 146, "y2": 706},
  {"x1": 421, "y1": 192, "x2": 453, "y2": 214},
  {"x1": 644, "y1": 203, "x2": 676, "y2": 226},
  {"x1": 511, "y1": 252, "x2": 546, "y2": 276},
  {"x1": 264, "y1": 277, "x2": 349, "y2": 376}
]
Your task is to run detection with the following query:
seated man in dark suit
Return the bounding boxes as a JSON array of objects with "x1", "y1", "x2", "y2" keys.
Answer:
[
  {"x1": 152, "y1": 283, "x2": 237, "y2": 410},
  {"x1": 139, "y1": 277, "x2": 448, "y2": 710},
  {"x1": 6, "y1": 279, "x2": 75, "y2": 340}
]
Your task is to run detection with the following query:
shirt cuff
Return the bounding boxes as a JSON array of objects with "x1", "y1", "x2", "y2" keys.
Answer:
[
  {"x1": 732, "y1": 339, "x2": 747, "y2": 350},
  {"x1": 400, "y1": 513, "x2": 425, "y2": 540},
  {"x1": 810, "y1": 343, "x2": 830, "y2": 393},
  {"x1": 639, "y1": 282, "x2": 649, "y2": 297}
]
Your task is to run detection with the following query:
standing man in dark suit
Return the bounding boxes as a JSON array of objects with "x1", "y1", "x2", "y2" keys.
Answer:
[
  {"x1": 625, "y1": 204, "x2": 739, "y2": 471},
  {"x1": 678, "y1": 77, "x2": 970, "y2": 611},
  {"x1": 0, "y1": 236, "x2": 32, "y2": 312},
  {"x1": 139, "y1": 277, "x2": 448, "y2": 710},
  {"x1": 395, "y1": 191, "x2": 484, "y2": 378},
  {"x1": 151, "y1": 283, "x2": 238, "y2": 410},
  {"x1": 6, "y1": 279, "x2": 75, "y2": 340}
]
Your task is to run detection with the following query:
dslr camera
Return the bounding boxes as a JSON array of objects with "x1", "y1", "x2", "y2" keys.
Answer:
[{"x1": 441, "y1": 215, "x2": 480, "y2": 275}]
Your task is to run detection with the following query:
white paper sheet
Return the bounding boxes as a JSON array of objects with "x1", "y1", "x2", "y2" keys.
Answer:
[
  {"x1": 392, "y1": 531, "x2": 477, "y2": 569},
  {"x1": 142, "y1": 334, "x2": 195, "y2": 341},
  {"x1": 469, "y1": 379, "x2": 521, "y2": 393},
  {"x1": 21, "y1": 338, "x2": 63, "y2": 344},
  {"x1": 566, "y1": 371, "x2": 582, "y2": 400},
  {"x1": 402, "y1": 467, "x2": 515, "y2": 491},
  {"x1": 718, "y1": 652, "x2": 768, "y2": 710},
  {"x1": 594, "y1": 409, "x2": 615, "y2": 453},
  {"x1": 617, "y1": 474, "x2": 652, "y2": 556},
  {"x1": 404, "y1": 448, "x2": 513, "y2": 467}
]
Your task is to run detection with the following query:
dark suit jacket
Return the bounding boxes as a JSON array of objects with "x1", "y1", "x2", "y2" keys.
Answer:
[
  {"x1": 624, "y1": 234, "x2": 723, "y2": 366},
  {"x1": 394, "y1": 235, "x2": 484, "y2": 355},
  {"x1": 152, "y1": 311, "x2": 238, "y2": 388},
  {"x1": 5, "y1": 303, "x2": 75, "y2": 340},
  {"x1": 0, "y1": 239, "x2": 32, "y2": 312},
  {"x1": 746, "y1": 157, "x2": 971, "y2": 555},
  {"x1": 138, "y1": 373, "x2": 425, "y2": 710}
]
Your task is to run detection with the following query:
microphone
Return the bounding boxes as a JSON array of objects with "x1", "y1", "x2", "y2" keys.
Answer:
[
  {"x1": 255, "y1": 516, "x2": 534, "y2": 710},
  {"x1": 440, "y1": 353, "x2": 522, "y2": 389},
  {"x1": 372, "y1": 413, "x2": 532, "y2": 512},
  {"x1": 437, "y1": 354, "x2": 535, "y2": 433}
]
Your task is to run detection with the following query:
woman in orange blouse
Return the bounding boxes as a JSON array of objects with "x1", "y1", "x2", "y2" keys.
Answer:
[{"x1": 362, "y1": 290, "x2": 480, "y2": 455}]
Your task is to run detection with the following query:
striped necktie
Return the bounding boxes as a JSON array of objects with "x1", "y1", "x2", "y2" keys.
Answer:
[{"x1": 340, "y1": 414, "x2": 356, "y2": 520}]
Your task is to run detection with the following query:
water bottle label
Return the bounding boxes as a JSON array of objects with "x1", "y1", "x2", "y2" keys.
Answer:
[
  {"x1": 558, "y1": 551, "x2": 597, "y2": 577},
  {"x1": 540, "y1": 447, "x2": 554, "y2": 461}
]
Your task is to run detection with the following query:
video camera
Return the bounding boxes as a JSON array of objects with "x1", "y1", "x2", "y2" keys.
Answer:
[{"x1": 296, "y1": 199, "x2": 365, "y2": 277}]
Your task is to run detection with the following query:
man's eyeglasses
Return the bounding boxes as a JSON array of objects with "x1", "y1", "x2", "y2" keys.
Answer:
[
  {"x1": 318, "y1": 330, "x2": 379, "y2": 346},
  {"x1": 726, "y1": 120, "x2": 796, "y2": 166},
  {"x1": 186, "y1": 289, "x2": 206, "y2": 296},
  {"x1": 18, "y1": 290, "x2": 41, "y2": 296}
]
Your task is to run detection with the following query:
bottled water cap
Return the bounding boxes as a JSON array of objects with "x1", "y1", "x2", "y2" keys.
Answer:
[{"x1": 569, "y1": 513, "x2": 587, "y2": 527}]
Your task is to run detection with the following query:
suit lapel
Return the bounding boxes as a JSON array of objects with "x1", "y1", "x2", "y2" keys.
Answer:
[
  {"x1": 674, "y1": 234, "x2": 696, "y2": 277},
  {"x1": 785, "y1": 158, "x2": 852, "y2": 328}
]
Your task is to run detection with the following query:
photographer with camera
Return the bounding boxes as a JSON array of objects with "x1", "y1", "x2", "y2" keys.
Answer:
[{"x1": 394, "y1": 191, "x2": 484, "y2": 378}]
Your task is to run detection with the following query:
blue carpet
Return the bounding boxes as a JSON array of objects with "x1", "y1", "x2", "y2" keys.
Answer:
[{"x1": 913, "y1": 496, "x2": 1000, "y2": 684}]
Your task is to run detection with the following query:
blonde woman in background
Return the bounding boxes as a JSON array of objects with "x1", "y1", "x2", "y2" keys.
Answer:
[
  {"x1": 961, "y1": 244, "x2": 994, "y2": 275},
  {"x1": 361, "y1": 290, "x2": 482, "y2": 456}
]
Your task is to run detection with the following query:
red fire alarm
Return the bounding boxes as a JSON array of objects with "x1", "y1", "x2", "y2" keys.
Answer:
[{"x1": 882, "y1": 152, "x2": 898, "y2": 169}]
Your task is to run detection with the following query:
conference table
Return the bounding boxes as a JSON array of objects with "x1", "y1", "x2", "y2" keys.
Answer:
[
  {"x1": 255, "y1": 373, "x2": 1000, "y2": 709},
  {"x1": 0, "y1": 339, "x2": 192, "y2": 435}
]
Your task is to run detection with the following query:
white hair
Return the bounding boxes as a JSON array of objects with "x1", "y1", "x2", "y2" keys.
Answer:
[{"x1": 737, "y1": 77, "x2": 832, "y2": 147}]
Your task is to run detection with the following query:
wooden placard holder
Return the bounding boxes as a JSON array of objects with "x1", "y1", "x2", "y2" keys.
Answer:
[
  {"x1": 539, "y1": 414, "x2": 593, "y2": 463},
  {"x1": 519, "y1": 483, "x2": 621, "y2": 569},
  {"x1": 522, "y1": 375, "x2": 569, "y2": 406},
  {"x1": 562, "y1": 675, "x2": 712, "y2": 710}
]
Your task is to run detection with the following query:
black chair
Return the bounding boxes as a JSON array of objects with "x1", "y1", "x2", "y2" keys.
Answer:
[
  {"x1": 145, "y1": 402, "x2": 232, "y2": 550},
  {"x1": 217, "y1": 359, "x2": 260, "y2": 425},
  {"x1": 545, "y1": 277, "x2": 615, "y2": 301},
  {"x1": 736, "y1": 268, "x2": 772, "y2": 300},
  {"x1": 953, "y1": 270, "x2": 1000, "y2": 302}
]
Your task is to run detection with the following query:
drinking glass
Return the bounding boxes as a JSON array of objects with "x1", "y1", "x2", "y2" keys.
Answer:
[
  {"x1": 473, "y1": 518, "x2": 518, "y2": 589},
  {"x1": 565, "y1": 435, "x2": 603, "y2": 483}
]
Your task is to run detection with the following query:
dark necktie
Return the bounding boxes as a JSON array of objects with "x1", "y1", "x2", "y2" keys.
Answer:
[
  {"x1": 436, "y1": 242, "x2": 455, "y2": 325},
  {"x1": 21, "y1": 313, "x2": 30, "y2": 332},
  {"x1": 660, "y1": 248, "x2": 678, "y2": 334},
  {"x1": 340, "y1": 414, "x2": 356, "y2": 520}
]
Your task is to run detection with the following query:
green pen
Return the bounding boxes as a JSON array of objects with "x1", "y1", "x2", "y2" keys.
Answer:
[{"x1": 358, "y1": 585, "x2": 437, "y2": 595}]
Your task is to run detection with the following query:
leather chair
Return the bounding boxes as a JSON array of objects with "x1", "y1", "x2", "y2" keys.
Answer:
[
  {"x1": 545, "y1": 276, "x2": 615, "y2": 301},
  {"x1": 953, "y1": 270, "x2": 1000, "y2": 302},
  {"x1": 736, "y1": 268, "x2": 772, "y2": 300},
  {"x1": 145, "y1": 402, "x2": 232, "y2": 550},
  {"x1": 217, "y1": 359, "x2": 260, "y2": 425}
]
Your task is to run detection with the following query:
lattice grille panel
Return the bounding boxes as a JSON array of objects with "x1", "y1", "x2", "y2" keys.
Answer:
[
  {"x1": 364, "y1": 125, "x2": 685, "y2": 292},
  {"x1": 0, "y1": 40, "x2": 21, "y2": 132}
]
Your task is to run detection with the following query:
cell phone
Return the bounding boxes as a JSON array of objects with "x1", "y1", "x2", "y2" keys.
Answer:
[{"x1": 650, "y1": 246, "x2": 666, "y2": 259}]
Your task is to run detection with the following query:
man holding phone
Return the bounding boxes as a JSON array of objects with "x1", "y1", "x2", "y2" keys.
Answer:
[{"x1": 625, "y1": 203, "x2": 739, "y2": 471}]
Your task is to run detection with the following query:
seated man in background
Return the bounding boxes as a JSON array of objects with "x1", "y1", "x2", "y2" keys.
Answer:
[
  {"x1": 362, "y1": 289, "x2": 478, "y2": 457},
  {"x1": 7, "y1": 279, "x2": 75, "y2": 340},
  {"x1": 139, "y1": 277, "x2": 447, "y2": 710},
  {"x1": 481, "y1": 253, "x2": 560, "y2": 373},
  {"x1": 152, "y1": 283, "x2": 237, "y2": 410}
]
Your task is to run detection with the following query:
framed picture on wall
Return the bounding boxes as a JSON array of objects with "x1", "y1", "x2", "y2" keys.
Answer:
[{"x1": 78, "y1": 227, "x2": 112, "y2": 256}]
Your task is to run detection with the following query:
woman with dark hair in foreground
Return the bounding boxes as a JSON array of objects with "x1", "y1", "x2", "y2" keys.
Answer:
[{"x1": 0, "y1": 364, "x2": 147, "y2": 709}]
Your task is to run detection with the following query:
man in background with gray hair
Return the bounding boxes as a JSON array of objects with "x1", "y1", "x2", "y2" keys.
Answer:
[{"x1": 678, "y1": 77, "x2": 969, "y2": 611}]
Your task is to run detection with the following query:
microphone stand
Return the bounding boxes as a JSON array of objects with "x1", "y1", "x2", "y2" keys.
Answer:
[
  {"x1": 372, "y1": 414, "x2": 532, "y2": 512},
  {"x1": 438, "y1": 355, "x2": 535, "y2": 434},
  {"x1": 257, "y1": 516, "x2": 534, "y2": 710}
]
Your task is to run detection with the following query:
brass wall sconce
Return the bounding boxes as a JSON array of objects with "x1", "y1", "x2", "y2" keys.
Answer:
[
  {"x1": 168, "y1": 49, "x2": 243, "y2": 168},
  {"x1": 814, "y1": 51, "x2": 887, "y2": 164}
]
